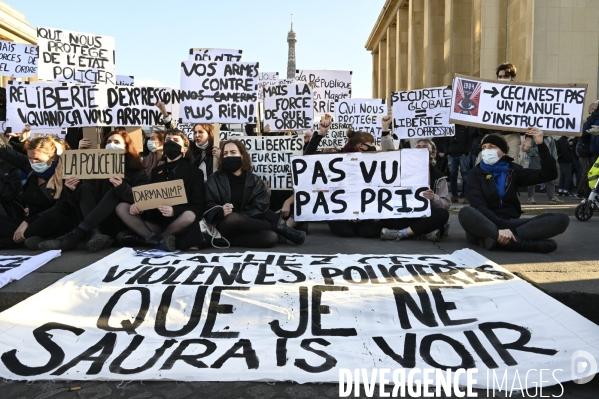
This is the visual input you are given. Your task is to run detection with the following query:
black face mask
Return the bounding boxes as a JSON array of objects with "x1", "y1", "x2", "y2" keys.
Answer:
[
  {"x1": 163, "y1": 140, "x2": 183, "y2": 160},
  {"x1": 223, "y1": 156, "x2": 243, "y2": 173}
]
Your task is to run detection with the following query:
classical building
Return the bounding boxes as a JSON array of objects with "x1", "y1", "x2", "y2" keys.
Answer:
[
  {"x1": 0, "y1": 2, "x2": 36, "y2": 87},
  {"x1": 366, "y1": 0, "x2": 599, "y2": 109}
]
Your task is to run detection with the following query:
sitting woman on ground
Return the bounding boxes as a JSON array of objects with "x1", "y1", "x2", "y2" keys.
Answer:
[
  {"x1": 0, "y1": 145, "x2": 25, "y2": 248},
  {"x1": 115, "y1": 130, "x2": 205, "y2": 251},
  {"x1": 203, "y1": 140, "x2": 305, "y2": 248},
  {"x1": 379, "y1": 132, "x2": 451, "y2": 242},
  {"x1": 458, "y1": 128, "x2": 569, "y2": 253},
  {"x1": 38, "y1": 130, "x2": 149, "y2": 252},
  {"x1": 143, "y1": 130, "x2": 165, "y2": 176},
  {"x1": 0, "y1": 135, "x2": 79, "y2": 249},
  {"x1": 190, "y1": 123, "x2": 220, "y2": 181},
  {"x1": 305, "y1": 118, "x2": 382, "y2": 238}
]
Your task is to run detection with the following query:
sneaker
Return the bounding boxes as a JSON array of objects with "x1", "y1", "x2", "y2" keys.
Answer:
[
  {"x1": 527, "y1": 198, "x2": 536, "y2": 205},
  {"x1": 458, "y1": 193, "x2": 465, "y2": 198},
  {"x1": 380, "y1": 228, "x2": 402, "y2": 241},
  {"x1": 443, "y1": 222, "x2": 450, "y2": 237},
  {"x1": 562, "y1": 191, "x2": 571, "y2": 197},
  {"x1": 557, "y1": 190, "x2": 564, "y2": 197},
  {"x1": 24, "y1": 236, "x2": 44, "y2": 250},
  {"x1": 421, "y1": 229, "x2": 441, "y2": 242},
  {"x1": 548, "y1": 196, "x2": 564, "y2": 205},
  {"x1": 539, "y1": 187, "x2": 546, "y2": 193},
  {"x1": 451, "y1": 196, "x2": 459, "y2": 203},
  {"x1": 462, "y1": 198, "x2": 469, "y2": 205}
]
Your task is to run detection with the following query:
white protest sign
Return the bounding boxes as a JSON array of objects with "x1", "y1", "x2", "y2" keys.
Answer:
[
  {"x1": 393, "y1": 87, "x2": 455, "y2": 139},
  {"x1": 219, "y1": 130, "x2": 245, "y2": 141},
  {"x1": 263, "y1": 83, "x2": 313, "y2": 132},
  {"x1": 449, "y1": 74, "x2": 587, "y2": 135},
  {"x1": 179, "y1": 61, "x2": 259, "y2": 124},
  {"x1": 6, "y1": 81, "x2": 179, "y2": 130},
  {"x1": 295, "y1": 70, "x2": 351, "y2": 118},
  {"x1": 335, "y1": 98, "x2": 386, "y2": 139},
  {"x1": 0, "y1": 251, "x2": 60, "y2": 289},
  {"x1": 0, "y1": 40, "x2": 38, "y2": 77},
  {"x1": 188, "y1": 48, "x2": 243, "y2": 62},
  {"x1": 237, "y1": 135, "x2": 304, "y2": 190},
  {"x1": 37, "y1": 27, "x2": 116, "y2": 85},
  {"x1": 116, "y1": 75, "x2": 134, "y2": 86},
  {"x1": 291, "y1": 150, "x2": 430, "y2": 221},
  {"x1": 257, "y1": 71, "x2": 279, "y2": 100},
  {"x1": 310, "y1": 121, "x2": 351, "y2": 150},
  {"x1": 0, "y1": 248, "x2": 597, "y2": 389},
  {"x1": 177, "y1": 123, "x2": 195, "y2": 141}
]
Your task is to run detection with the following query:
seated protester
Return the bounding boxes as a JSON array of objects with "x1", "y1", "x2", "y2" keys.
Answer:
[
  {"x1": 379, "y1": 135, "x2": 451, "y2": 242},
  {"x1": 115, "y1": 130, "x2": 204, "y2": 251},
  {"x1": 458, "y1": 128, "x2": 569, "y2": 253},
  {"x1": 38, "y1": 130, "x2": 149, "y2": 252},
  {"x1": 0, "y1": 148, "x2": 25, "y2": 247},
  {"x1": 143, "y1": 130, "x2": 165, "y2": 176},
  {"x1": 5, "y1": 124, "x2": 31, "y2": 154},
  {"x1": 0, "y1": 135, "x2": 79, "y2": 249},
  {"x1": 305, "y1": 118, "x2": 383, "y2": 238},
  {"x1": 190, "y1": 123, "x2": 220, "y2": 181},
  {"x1": 203, "y1": 140, "x2": 305, "y2": 248}
]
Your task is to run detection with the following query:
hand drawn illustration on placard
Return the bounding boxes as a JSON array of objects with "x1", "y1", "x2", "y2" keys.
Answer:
[{"x1": 454, "y1": 79, "x2": 481, "y2": 116}]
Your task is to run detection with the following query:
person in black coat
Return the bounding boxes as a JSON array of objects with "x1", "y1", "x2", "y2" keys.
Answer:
[
  {"x1": 444, "y1": 124, "x2": 477, "y2": 204},
  {"x1": 204, "y1": 140, "x2": 305, "y2": 248},
  {"x1": 556, "y1": 136, "x2": 573, "y2": 196},
  {"x1": 458, "y1": 128, "x2": 569, "y2": 253},
  {"x1": 115, "y1": 130, "x2": 205, "y2": 251},
  {"x1": 0, "y1": 135, "x2": 79, "y2": 249},
  {"x1": 38, "y1": 130, "x2": 150, "y2": 252}
]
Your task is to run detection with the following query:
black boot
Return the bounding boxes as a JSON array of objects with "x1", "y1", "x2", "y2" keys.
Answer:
[
  {"x1": 116, "y1": 231, "x2": 147, "y2": 247},
  {"x1": 39, "y1": 227, "x2": 87, "y2": 251},
  {"x1": 295, "y1": 222, "x2": 309, "y2": 235},
  {"x1": 86, "y1": 229, "x2": 114, "y2": 253},
  {"x1": 158, "y1": 235, "x2": 176, "y2": 252},
  {"x1": 504, "y1": 237, "x2": 557, "y2": 253},
  {"x1": 276, "y1": 224, "x2": 306, "y2": 245},
  {"x1": 24, "y1": 236, "x2": 44, "y2": 250}
]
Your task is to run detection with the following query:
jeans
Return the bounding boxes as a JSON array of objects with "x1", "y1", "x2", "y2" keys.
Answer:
[
  {"x1": 527, "y1": 156, "x2": 555, "y2": 199},
  {"x1": 448, "y1": 155, "x2": 470, "y2": 197},
  {"x1": 559, "y1": 163, "x2": 573, "y2": 191}
]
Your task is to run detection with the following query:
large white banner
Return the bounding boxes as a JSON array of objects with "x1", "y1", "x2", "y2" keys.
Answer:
[
  {"x1": 188, "y1": 48, "x2": 243, "y2": 62},
  {"x1": 295, "y1": 70, "x2": 351, "y2": 118},
  {"x1": 0, "y1": 40, "x2": 38, "y2": 78},
  {"x1": 37, "y1": 27, "x2": 116, "y2": 85},
  {"x1": 237, "y1": 135, "x2": 304, "y2": 190},
  {"x1": 0, "y1": 248, "x2": 597, "y2": 389},
  {"x1": 0, "y1": 251, "x2": 60, "y2": 289},
  {"x1": 449, "y1": 75, "x2": 587, "y2": 135},
  {"x1": 179, "y1": 61, "x2": 259, "y2": 124},
  {"x1": 392, "y1": 87, "x2": 455, "y2": 139},
  {"x1": 263, "y1": 83, "x2": 313, "y2": 132},
  {"x1": 6, "y1": 81, "x2": 179, "y2": 130},
  {"x1": 335, "y1": 98, "x2": 386, "y2": 139},
  {"x1": 291, "y1": 150, "x2": 430, "y2": 221}
]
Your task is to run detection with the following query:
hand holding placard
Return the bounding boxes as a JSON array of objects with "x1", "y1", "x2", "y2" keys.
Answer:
[
  {"x1": 382, "y1": 115, "x2": 392, "y2": 131},
  {"x1": 132, "y1": 180, "x2": 188, "y2": 211},
  {"x1": 526, "y1": 127, "x2": 544, "y2": 145}
]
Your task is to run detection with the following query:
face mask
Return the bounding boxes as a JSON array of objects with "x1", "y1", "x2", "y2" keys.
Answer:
[
  {"x1": 223, "y1": 156, "x2": 243, "y2": 173},
  {"x1": 362, "y1": 144, "x2": 376, "y2": 152},
  {"x1": 481, "y1": 149, "x2": 500, "y2": 165},
  {"x1": 30, "y1": 157, "x2": 58, "y2": 179},
  {"x1": 105, "y1": 142, "x2": 125, "y2": 151},
  {"x1": 147, "y1": 140, "x2": 159, "y2": 153},
  {"x1": 163, "y1": 140, "x2": 183, "y2": 160},
  {"x1": 30, "y1": 160, "x2": 51, "y2": 173}
]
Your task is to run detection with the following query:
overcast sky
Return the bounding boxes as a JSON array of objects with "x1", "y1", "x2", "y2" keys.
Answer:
[{"x1": 10, "y1": 0, "x2": 386, "y2": 98}]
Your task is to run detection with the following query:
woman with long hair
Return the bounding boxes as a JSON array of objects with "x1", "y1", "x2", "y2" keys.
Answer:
[
  {"x1": 203, "y1": 140, "x2": 305, "y2": 248},
  {"x1": 115, "y1": 130, "x2": 205, "y2": 251},
  {"x1": 143, "y1": 130, "x2": 165, "y2": 176},
  {"x1": 0, "y1": 135, "x2": 79, "y2": 249},
  {"x1": 190, "y1": 123, "x2": 220, "y2": 181},
  {"x1": 38, "y1": 129, "x2": 149, "y2": 251}
]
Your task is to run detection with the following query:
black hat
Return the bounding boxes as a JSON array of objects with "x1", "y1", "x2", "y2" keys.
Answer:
[{"x1": 482, "y1": 134, "x2": 509, "y2": 154}]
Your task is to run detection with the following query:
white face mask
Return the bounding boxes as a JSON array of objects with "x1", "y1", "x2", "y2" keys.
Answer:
[
  {"x1": 30, "y1": 160, "x2": 51, "y2": 173},
  {"x1": 105, "y1": 142, "x2": 125, "y2": 151},
  {"x1": 147, "y1": 140, "x2": 159, "y2": 153},
  {"x1": 481, "y1": 149, "x2": 500, "y2": 165}
]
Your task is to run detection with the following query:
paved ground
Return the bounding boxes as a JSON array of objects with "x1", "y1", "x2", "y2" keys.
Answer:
[{"x1": 0, "y1": 202, "x2": 597, "y2": 398}]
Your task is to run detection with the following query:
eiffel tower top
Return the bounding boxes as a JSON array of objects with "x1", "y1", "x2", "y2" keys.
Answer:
[{"x1": 287, "y1": 14, "x2": 296, "y2": 41}]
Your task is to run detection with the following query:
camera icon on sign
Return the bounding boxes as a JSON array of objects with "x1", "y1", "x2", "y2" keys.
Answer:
[{"x1": 571, "y1": 350, "x2": 597, "y2": 384}]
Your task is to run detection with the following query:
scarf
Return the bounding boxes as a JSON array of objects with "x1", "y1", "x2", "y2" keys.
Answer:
[
  {"x1": 479, "y1": 160, "x2": 510, "y2": 199},
  {"x1": 43, "y1": 157, "x2": 63, "y2": 199},
  {"x1": 196, "y1": 143, "x2": 209, "y2": 182}
]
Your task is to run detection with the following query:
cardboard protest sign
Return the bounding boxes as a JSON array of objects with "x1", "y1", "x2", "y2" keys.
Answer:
[
  {"x1": 5, "y1": 81, "x2": 179, "y2": 130},
  {"x1": 37, "y1": 27, "x2": 116, "y2": 85},
  {"x1": 124, "y1": 127, "x2": 144, "y2": 153},
  {"x1": 335, "y1": 98, "x2": 386, "y2": 138},
  {"x1": 295, "y1": 70, "x2": 351, "y2": 118},
  {"x1": 116, "y1": 75, "x2": 134, "y2": 86},
  {"x1": 292, "y1": 150, "x2": 429, "y2": 221},
  {"x1": 449, "y1": 74, "x2": 587, "y2": 135},
  {"x1": 188, "y1": 48, "x2": 243, "y2": 62},
  {"x1": 132, "y1": 180, "x2": 187, "y2": 211},
  {"x1": 263, "y1": 83, "x2": 313, "y2": 131},
  {"x1": 82, "y1": 127, "x2": 100, "y2": 149},
  {"x1": 237, "y1": 135, "x2": 304, "y2": 190},
  {"x1": 393, "y1": 87, "x2": 455, "y2": 139},
  {"x1": 0, "y1": 247, "x2": 597, "y2": 389},
  {"x1": 62, "y1": 149, "x2": 125, "y2": 179},
  {"x1": 0, "y1": 39, "x2": 38, "y2": 77},
  {"x1": 179, "y1": 61, "x2": 259, "y2": 124},
  {"x1": 0, "y1": 251, "x2": 60, "y2": 289}
]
